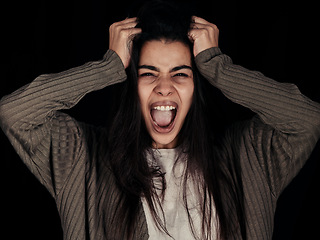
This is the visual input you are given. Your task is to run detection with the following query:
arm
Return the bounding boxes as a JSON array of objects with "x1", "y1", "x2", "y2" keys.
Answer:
[
  {"x1": 195, "y1": 47, "x2": 320, "y2": 135},
  {"x1": 189, "y1": 16, "x2": 320, "y2": 134},
  {"x1": 0, "y1": 50, "x2": 126, "y2": 196},
  {"x1": 190, "y1": 17, "x2": 320, "y2": 196},
  {"x1": 195, "y1": 47, "x2": 320, "y2": 196},
  {"x1": 0, "y1": 17, "x2": 141, "y2": 197}
]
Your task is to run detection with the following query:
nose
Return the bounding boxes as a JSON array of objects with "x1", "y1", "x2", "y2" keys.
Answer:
[{"x1": 154, "y1": 76, "x2": 174, "y2": 96}]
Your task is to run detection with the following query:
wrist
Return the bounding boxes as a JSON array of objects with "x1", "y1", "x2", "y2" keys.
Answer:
[
  {"x1": 195, "y1": 47, "x2": 222, "y2": 64},
  {"x1": 105, "y1": 49, "x2": 126, "y2": 70}
]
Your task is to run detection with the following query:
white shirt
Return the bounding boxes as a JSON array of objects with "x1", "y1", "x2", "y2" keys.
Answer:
[{"x1": 141, "y1": 149, "x2": 217, "y2": 240}]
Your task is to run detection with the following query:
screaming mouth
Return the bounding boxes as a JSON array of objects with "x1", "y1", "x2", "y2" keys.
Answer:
[{"x1": 150, "y1": 105, "x2": 177, "y2": 129}]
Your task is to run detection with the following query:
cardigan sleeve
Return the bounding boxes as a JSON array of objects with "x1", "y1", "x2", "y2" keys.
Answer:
[
  {"x1": 195, "y1": 47, "x2": 320, "y2": 196},
  {"x1": 0, "y1": 50, "x2": 127, "y2": 197}
]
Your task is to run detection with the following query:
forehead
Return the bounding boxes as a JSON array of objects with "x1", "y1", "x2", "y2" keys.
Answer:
[{"x1": 139, "y1": 40, "x2": 192, "y2": 69}]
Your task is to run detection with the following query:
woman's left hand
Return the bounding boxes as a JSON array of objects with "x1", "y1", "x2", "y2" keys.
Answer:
[{"x1": 188, "y1": 16, "x2": 219, "y2": 57}]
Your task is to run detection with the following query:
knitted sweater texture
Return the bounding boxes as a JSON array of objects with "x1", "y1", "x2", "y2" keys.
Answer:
[{"x1": 0, "y1": 48, "x2": 319, "y2": 239}]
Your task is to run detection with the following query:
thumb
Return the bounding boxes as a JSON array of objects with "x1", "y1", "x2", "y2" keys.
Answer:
[
  {"x1": 188, "y1": 28, "x2": 199, "y2": 43},
  {"x1": 188, "y1": 29, "x2": 203, "y2": 56}
]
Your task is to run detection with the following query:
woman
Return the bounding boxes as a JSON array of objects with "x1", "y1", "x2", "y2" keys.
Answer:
[{"x1": 1, "y1": 1, "x2": 319, "y2": 239}]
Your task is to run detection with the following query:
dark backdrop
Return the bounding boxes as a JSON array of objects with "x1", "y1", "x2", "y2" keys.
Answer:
[{"x1": 2, "y1": 0, "x2": 319, "y2": 239}]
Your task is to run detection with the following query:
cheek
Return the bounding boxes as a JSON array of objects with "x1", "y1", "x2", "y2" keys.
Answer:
[
  {"x1": 180, "y1": 83, "x2": 194, "y2": 108},
  {"x1": 187, "y1": 80, "x2": 195, "y2": 102},
  {"x1": 138, "y1": 84, "x2": 151, "y2": 115},
  {"x1": 188, "y1": 84, "x2": 195, "y2": 103}
]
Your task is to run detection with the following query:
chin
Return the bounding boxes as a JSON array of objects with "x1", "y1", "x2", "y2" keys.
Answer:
[{"x1": 150, "y1": 132, "x2": 179, "y2": 149}]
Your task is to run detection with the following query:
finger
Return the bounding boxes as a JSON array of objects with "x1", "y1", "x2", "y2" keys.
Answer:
[
  {"x1": 110, "y1": 21, "x2": 139, "y2": 36},
  {"x1": 188, "y1": 28, "x2": 200, "y2": 41},
  {"x1": 118, "y1": 17, "x2": 138, "y2": 24},
  {"x1": 188, "y1": 27, "x2": 214, "y2": 43},
  {"x1": 190, "y1": 23, "x2": 218, "y2": 37},
  {"x1": 190, "y1": 22, "x2": 207, "y2": 29},
  {"x1": 111, "y1": 17, "x2": 137, "y2": 29},
  {"x1": 128, "y1": 28, "x2": 142, "y2": 37},
  {"x1": 187, "y1": 31, "x2": 194, "y2": 42},
  {"x1": 191, "y1": 16, "x2": 218, "y2": 30},
  {"x1": 117, "y1": 27, "x2": 141, "y2": 42},
  {"x1": 120, "y1": 21, "x2": 139, "y2": 29},
  {"x1": 192, "y1": 16, "x2": 210, "y2": 25}
]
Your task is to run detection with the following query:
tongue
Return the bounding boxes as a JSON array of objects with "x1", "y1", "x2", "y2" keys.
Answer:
[{"x1": 151, "y1": 110, "x2": 173, "y2": 127}]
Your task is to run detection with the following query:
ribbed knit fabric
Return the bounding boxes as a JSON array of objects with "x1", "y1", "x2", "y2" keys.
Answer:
[{"x1": 0, "y1": 48, "x2": 319, "y2": 239}]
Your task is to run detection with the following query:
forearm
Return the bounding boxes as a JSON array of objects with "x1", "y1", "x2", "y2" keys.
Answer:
[
  {"x1": 195, "y1": 47, "x2": 320, "y2": 135},
  {"x1": 0, "y1": 50, "x2": 126, "y2": 131},
  {"x1": 195, "y1": 47, "x2": 320, "y2": 193},
  {"x1": 0, "y1": 50, "x2": 126, "y2": 193},
  {"x1": 0, "y1": 49, "x2": 126, "y2": 156}
]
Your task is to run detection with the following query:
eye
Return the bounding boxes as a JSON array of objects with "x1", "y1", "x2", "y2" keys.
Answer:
[
  {"x1": 139, "y1": 72, "x2": 155, "y2": 77},
  {"x1": 173, "y1": 73, "x2": 189, "y2": 78}
]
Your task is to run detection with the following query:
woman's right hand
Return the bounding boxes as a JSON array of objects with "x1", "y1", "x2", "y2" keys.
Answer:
[{"x1": 109, "y1": 17, "x2": 142, "y2": 69}]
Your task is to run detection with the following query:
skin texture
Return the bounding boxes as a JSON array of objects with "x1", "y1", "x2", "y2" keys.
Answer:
[
  {"x1": 109, "y1": 16, "x2": 219, "y2": 66},
  {"x1": 188, "y1": 16, "x2": 219, "y2": 56},
  {"x1": 109, "y1": 17, "x2": 142, "y2": 69},
  {"x1": 109, "y1": 16, "x2": 219, "y2": 149},
  {"x1": 137, "y1": 40, "x2": 194, "y2": 148}
]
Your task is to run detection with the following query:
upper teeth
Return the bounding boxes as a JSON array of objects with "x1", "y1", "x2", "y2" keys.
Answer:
[{"x1": 153, "y1": 106, "x2": 176, "y2": 111}]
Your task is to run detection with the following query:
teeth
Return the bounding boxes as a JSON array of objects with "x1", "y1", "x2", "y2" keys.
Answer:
[{"x1": 153, "y1": 106, "x2": 176, "y2": 111}]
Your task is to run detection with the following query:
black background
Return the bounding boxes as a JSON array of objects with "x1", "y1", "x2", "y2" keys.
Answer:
[{"x1": 2, "y1": 0, "x2": 319, "y2": 239}]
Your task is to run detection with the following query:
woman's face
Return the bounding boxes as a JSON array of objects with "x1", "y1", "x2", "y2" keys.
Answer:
[{"x1": 138, "y1": 40, "x2": 194, "y2": 149}]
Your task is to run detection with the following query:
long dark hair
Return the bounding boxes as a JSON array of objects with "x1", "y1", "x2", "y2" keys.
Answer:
[{"x1": 107, "y1": 1, "x2": 246, "y2": 239}]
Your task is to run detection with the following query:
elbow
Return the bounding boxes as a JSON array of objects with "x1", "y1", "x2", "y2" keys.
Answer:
[
  {"x1": 0, "y1": 95, "x2": 12, "y2": 131},
  {"x1": 0, "y1": 98, "x2": 7, "y2": 129}
]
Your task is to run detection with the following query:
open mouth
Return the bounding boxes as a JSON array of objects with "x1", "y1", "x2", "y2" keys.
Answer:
[{"x1": 150, "y1": 101, "x2": 178, "y2": 133}]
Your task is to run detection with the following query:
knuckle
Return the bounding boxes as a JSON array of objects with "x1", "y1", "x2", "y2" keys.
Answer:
[
  {"x1": 119, "y1": 28, "x2": 128, "y2": 35},
  {"x1": 119, "y1": 29, "x2": 131, "y2": 38},
  {"x1": 208, "y1": 23, "x2": 218, "y2": 30},
  {"x1": 109, "y1": 23, "x2": 117, "y2": 32},
  {"x1": 208, "y1": 24, "x2": 215, "y2": 31},
  {"x1": 201, "y1": 28, "x2": 210, "y2": 36}
]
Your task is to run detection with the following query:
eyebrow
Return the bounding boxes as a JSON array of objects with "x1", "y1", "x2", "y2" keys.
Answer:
[{"x1": 138, "y1": 65, "x2": 193, "y2": 72}]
